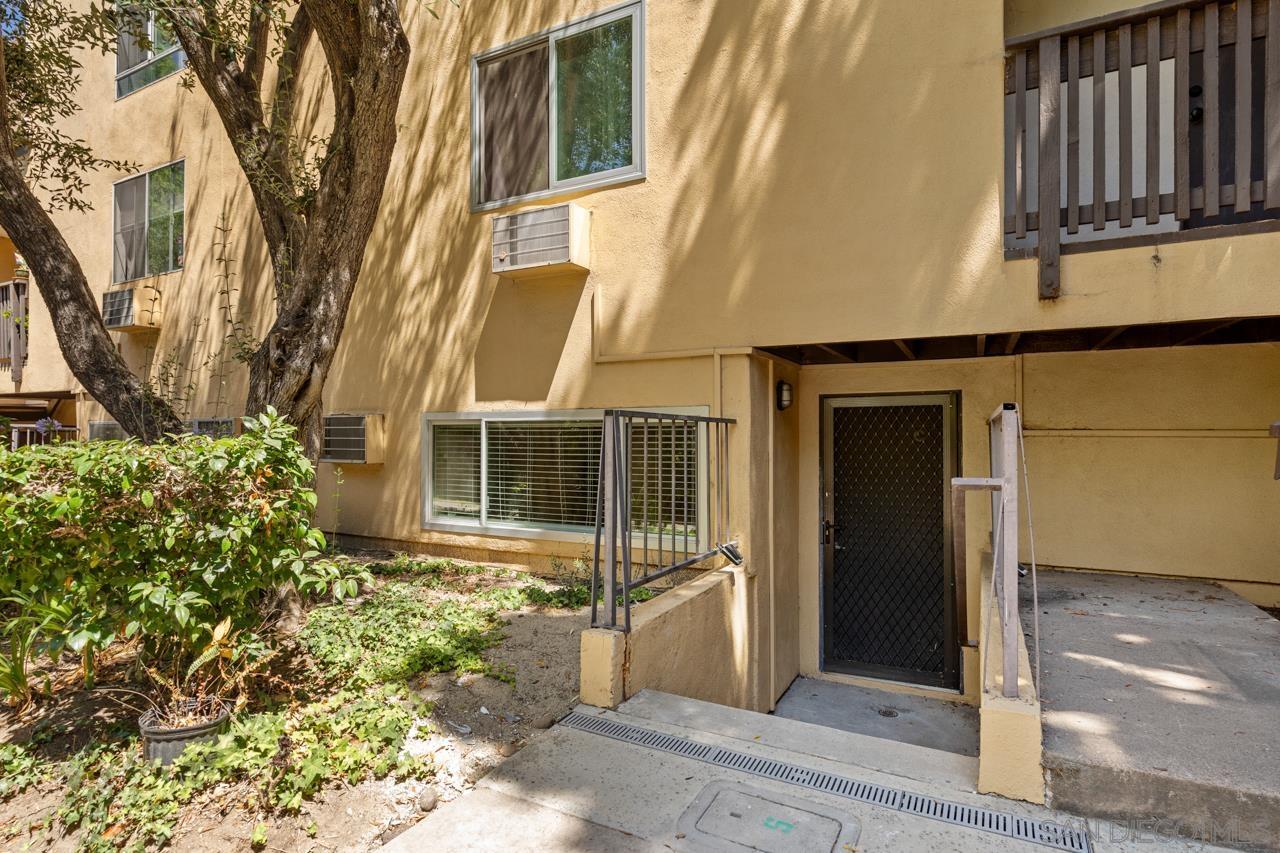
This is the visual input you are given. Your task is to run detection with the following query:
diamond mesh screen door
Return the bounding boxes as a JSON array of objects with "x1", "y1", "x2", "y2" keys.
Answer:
[{"x1": 821, "y1": 394, "x2": 959, "y2": 688}]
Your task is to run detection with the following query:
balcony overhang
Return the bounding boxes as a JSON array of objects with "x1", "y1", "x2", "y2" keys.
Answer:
[{"x1": 760, "y1": 315, "x2": 1280, "y2": 365}]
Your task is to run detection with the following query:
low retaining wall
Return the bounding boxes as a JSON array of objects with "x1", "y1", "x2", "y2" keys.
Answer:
[
  {"x1": 976, "y1": 556, "x2": 1045, "y2": 804},
  {"x1": 580, "y1": 567, "x2": 751, "y2": 709}
]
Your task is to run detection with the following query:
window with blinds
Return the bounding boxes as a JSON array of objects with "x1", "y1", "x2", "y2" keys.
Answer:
[
  {"x1": 486, "y1": 420, "x2": 601, "y2": 530},
  {"x1": 426, "y1": 413, "x2": 698, "y2": 538},
  {"x1": 431, "y1": 422, "x2": 482, "y2": 520}
]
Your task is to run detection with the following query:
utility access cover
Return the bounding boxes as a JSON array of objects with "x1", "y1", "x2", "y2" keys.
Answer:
[{"x1": 675, "y1": 781, "x2": 861, "y2": 853}]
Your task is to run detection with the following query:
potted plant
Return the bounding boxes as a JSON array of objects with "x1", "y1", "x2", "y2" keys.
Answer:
[{"x1": 133, "y1": 618, "x2": 273, "y2": 765}]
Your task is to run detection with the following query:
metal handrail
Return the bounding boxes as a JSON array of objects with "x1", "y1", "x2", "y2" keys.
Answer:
[{"x1": 591, "y1": 409, "x2": 737, "y2": 632}]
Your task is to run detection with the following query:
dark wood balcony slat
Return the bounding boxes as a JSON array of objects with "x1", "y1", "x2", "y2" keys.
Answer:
[
  {"x1": 1206, "y1": 3, "x2": 1222, "y2": 216},
  {"x1": 1147, "y1": 16, "x2": 1163, "y2": 224},
  {"x1": 1120, "y1": 24, "x2": 1135, "y2": 227},
  {"x1": 1015, "y1": 49, "x2": 1028, "y2": 238},
  {"x1": 1176, "y1": 8, "x2": 1192, "y2": 219},
  {"x1": 1237, "y1": 0, "x2": 1254, "y2": 213},
  {"x1": 1068, "y1": 35, "x2": 1082, "y2": 234},
  {"x1": 1094, "y1": 30, "x2": 1109, "y2": 229},
  {"x1": 1266, "y1": 0, "x2": 1280, "y2": 207}
]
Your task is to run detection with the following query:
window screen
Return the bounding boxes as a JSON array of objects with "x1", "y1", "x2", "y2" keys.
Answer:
[
  {"x1": 432, "y1": 423, "x2": 482, "y2": 521},
  {"x1": 479, "y1": 45, "x2": 549, "y2": 204}
]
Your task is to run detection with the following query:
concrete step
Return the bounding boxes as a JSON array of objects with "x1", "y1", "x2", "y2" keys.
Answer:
[
  {"x1": 1044, "y1": 751, "x2": 1280, "y2": 852},
  {"x1": 616, "y1": 688, "x2": 979, "y2": 792}
]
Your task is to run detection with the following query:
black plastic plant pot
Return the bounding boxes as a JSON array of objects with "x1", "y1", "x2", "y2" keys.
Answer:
[{"x1": 139, "y1": 699, "x2": 230, "y2": 766}]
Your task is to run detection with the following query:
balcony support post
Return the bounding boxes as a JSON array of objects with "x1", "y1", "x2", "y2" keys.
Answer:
[{"x1": 1038, "y1": 36, "x2": 1062, "y2": 299}]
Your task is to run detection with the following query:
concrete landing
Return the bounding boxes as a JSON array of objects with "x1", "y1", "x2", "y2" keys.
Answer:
[
  {"x1": 774, "y1": 676, "x2": 979, "y2": 756},
  {"x1": 384, "y1": 690, "x2": 1235, "y2": 852},
  {"x1": 1026, "y1": 569, "x2": 1280, "y2": 850}
]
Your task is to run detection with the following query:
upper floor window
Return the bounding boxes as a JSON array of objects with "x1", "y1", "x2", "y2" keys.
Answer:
[
  {"x1": 113, "y1": 161, "x2": 184, "y2": 283},
  {"x1": 116, "y1": 9, "x2": 186, "y2": 98},
  {"x1": 472, "y1": 2, "x2": 644, "y2": 210}
]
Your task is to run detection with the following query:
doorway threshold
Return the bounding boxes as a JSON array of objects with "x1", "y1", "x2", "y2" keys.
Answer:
[{"x1": 775, "y1": 677, "x2": 978, "y2": 757}]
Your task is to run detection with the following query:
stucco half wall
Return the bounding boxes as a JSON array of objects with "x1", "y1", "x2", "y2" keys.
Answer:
[{"x1": 580, "y1": 566, "x2": 753, "y2": 710}]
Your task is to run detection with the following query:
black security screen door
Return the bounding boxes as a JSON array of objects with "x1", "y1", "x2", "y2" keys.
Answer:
[{"x1": 821, "y1": 394, "x2": 959, "y2": 689}]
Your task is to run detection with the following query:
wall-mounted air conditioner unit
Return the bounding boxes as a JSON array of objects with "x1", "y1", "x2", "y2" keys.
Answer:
[
  {"x1": 320, "y1": 413, "x2": 385, "y2": 465},
  {"x1": 189, "y1": 418, "x2": 237, "y2": 438},
  {"x1": 491, "y1": 202, "x2": 590, "y2": 279},
  {"x1": 88, "y1": 420, "x2": 128, "y2": 441},
  {"x1": 102, "y1": 286, "x2": 161, "y2": 332}
]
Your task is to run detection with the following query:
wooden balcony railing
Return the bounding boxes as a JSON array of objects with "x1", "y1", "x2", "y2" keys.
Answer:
[
  {"x1": 0, "y1": 279, "x2": 27, "y2": 383},
  {"x1": 1006, "y1": 0, "x2": 1280, "y2": 298}
]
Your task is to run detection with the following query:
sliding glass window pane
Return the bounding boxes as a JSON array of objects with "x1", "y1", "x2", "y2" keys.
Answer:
[
  {"x1": 145, "y1": 163, "x2": 183, "y2": 275},
  {"x1": 479, "y1": 45, "x2": 549, "y2": 204},
  {"x1": 116, "y1": 50, "x2": 184, "y2": 97},
  {"x1": 151, "y1": 14, "x2": 177, "y2": 53},
  {"x1": 113, "y1": 175, "x2": 146, "y2": 283},
  {"x1": 116, "y1": 9, "x2": 149, "y2": 74},
  {"x1": 486, "y1": 420, "x2": 601, "y2": 530},
  {"x1": 555, "y1": 17, "x2": 633, "y2": 182},
  {"x1": 432, "y1": 423, "x2": 481, "y2": 520}
]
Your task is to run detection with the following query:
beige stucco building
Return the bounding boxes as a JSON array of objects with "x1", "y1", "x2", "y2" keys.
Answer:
[{"x1": 4, "y1": 0, "x2": 1280, "y2": 821}]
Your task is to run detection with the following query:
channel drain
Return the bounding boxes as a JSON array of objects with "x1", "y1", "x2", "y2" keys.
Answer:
[{"x1": 560, "y1": 711, "x2": 1090, "y2": 853}]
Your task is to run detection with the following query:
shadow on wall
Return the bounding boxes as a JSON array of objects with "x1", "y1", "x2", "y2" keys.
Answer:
[
  {"x1": 604, "y1": 0, "x2": 1005, "y2": 354},
  {"x1": 476, "y1": 274, "x2": 586, "y2": 403}
]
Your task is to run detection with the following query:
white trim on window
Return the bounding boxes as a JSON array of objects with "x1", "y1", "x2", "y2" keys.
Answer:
[
  {"x1": 421, "y1": 405, "x2": 706, "y2": 544},
  {"x1": 111, "y1": 158, "x2": 185, "y2": 285},
  {"x1": 469, "y1": 0, "x2": 645, "y2": 212}
]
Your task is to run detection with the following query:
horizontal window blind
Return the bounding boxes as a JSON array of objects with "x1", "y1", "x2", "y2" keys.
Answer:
[
  {"x1": 487, "y1": 420, "x2": 601, "y2": 529},
  {"x1": 426, "y1": 413, "x2": 699, "y2": 538},
  {"x1": 432, "y1": 422, "x2": 481, "y2": 520},
  {"x1": 627, "y1": 420, "x2": 698, "y2": 542}
]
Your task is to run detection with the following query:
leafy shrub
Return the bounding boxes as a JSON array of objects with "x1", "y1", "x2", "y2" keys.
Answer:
[
  {"x1": 53, "y1": 686, "x2": 428, "y2": 852},
  {"x1": 0, "y1": 410, "x2": 364, "y2": 707},
  {"x1": 300, "y1": 582, "x2": 508, "y2": 684}
]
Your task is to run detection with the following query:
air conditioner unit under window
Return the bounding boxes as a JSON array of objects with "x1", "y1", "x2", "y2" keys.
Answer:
[
  {"x1": 102, "y1": 286, "x2": 160, "y2": 332},
  {"x1": 321, "y1": 413, "x2": 385, "y2": 465},
  {"x1": 491, "y1": 203, "x2": 590, "y2": 279}
]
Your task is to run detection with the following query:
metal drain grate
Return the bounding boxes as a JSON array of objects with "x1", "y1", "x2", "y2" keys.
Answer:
[{"x1": 560, "y1": 712, "x2": 1090, "y2": 852}]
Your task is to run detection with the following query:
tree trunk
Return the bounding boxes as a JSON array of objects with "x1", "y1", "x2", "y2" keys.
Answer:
[
  {"x1": 0, "y1": 152, "x2": 184, "y2": 442},
  {"x1": 241, "y1": 0, "x2": 410, "y2": 462}
]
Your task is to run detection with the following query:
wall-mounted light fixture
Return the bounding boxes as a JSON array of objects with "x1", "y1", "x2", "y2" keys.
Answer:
[{"x1": 776, "y1": 380, "x2": 793, "y2": 411}]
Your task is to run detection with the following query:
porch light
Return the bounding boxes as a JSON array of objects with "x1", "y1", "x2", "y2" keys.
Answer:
[{"x1": 776, "y1": 380, "x2": 793, "y2": 411}]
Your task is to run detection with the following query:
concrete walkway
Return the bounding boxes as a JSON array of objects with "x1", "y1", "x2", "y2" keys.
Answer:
[
  {"x1": 1026, "y1": 570, "x2": 1280, "y2": 849},
  {"x1": 384, "y1": 690, "x2": 1235, "y2": 852},
  {"x1": 774, "y1": 676, "x2": 979, "y2": 756}
]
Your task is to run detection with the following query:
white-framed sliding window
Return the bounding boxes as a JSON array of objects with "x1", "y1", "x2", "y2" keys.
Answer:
[
  {"x1": 112, "y1": 160, "x2": 185, "y2": 284},
  {"x1": 116, "y1": 8, "x2": 187, "y2": 99},
  {"x1": 421, "y1": 407, "x2": 706, "y2": 544},
  {"x1": 470, "y1": 0, "x2": 645, "y2": 211}
]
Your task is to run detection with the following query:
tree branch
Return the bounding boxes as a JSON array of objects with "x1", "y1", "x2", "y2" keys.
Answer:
[{"x1": 162, "y1": 4, "x2": 305, "y2": 298}]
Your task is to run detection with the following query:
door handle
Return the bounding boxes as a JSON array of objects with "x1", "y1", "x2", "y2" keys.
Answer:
[{"x1": 822, "y1": 520, "x2": 844, "y2": 548}]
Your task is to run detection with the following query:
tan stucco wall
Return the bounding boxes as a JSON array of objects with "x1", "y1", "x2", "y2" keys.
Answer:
[{"x1": 579, "y1": 567, "x2": 753, "y2": 709}]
